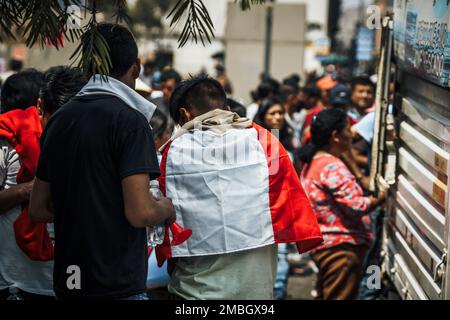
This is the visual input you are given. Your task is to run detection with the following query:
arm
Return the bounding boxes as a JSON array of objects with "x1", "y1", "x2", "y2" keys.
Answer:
[
  {"x1": 0, "y1": 181, "x2": 33, "y2": 215},
  {"x1": 122, "y1": 173, "x2": 175, "y2": 228},
  {"x1": 29, "y1": 177, "x2": 54, "y2": 223},
  {"x1": 321, "y1": 161, "x2": 383, "y2": 216}
]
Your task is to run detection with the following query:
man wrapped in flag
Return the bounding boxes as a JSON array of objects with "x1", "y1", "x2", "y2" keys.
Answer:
[{"x1": 157, "y1": 75, "x2": 323, "y2": 300}]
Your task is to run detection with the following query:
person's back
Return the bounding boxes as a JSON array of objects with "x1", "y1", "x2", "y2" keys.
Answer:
[
  {"x1": 39, "y1": 95, "x2": 156, "y2": 298},
  {"x1": 30, "y1": 23, "x2": 175, "y2": 300},
  {"x1": 158, "y1": 76, "x2": 322, "y2": 300}
]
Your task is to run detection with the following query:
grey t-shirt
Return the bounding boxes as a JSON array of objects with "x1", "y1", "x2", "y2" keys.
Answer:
[
  {"x1": 168, "y1": 244, "x2": 277, "y2": 300},
  {"x1": 0, "y1": 139, "x2": 54, "y2": 296}
]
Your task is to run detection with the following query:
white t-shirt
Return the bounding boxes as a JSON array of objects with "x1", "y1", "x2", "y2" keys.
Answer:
[
  {"x1": 168, "y1": 244, "x2": 277, "y2": 300},
  {"x1": 0, "y1": 139, "x2": 54, "y2": 296}
]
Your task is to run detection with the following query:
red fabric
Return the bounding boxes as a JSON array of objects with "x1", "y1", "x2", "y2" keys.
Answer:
[
  {"x1": 252, "y1": 124, "x2": 323, "y2": 253},
  {"x1": 303, "y1": 105, "x2": 323, "y2": 130},
  {"x1": 155, "y1": 141, "x2": 176, "y2": 267},
  {"x1": 0, "y1": 107, "x2": 54, "y2": 261}
]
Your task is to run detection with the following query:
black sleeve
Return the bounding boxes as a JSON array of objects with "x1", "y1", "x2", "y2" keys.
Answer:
[
  {"x1": 116, "y1": 112, "x2": 160, "y2": 180},
  {"x1": 35, "y1": 127, "x2": 50, "y2": 182}
]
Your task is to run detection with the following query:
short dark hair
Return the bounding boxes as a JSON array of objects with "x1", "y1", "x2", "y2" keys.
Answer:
[
  {"x1": 161, "y1": 69, "x2": 182, "y2": 84},
  {"x1": 301, "y1": 86, "x2": 322, "y2": 99},
  {"x1": 279, "y1": 84, "x2": 299, "y2": 104},
  {"x1": 351, "y1": 76, "x2": 374, "y2": 92},
  {"x1": 283, "y1": 74, "x2": 301, "y2": 88},
  {"x1": 298, "y1": 108, "x2": 348, "y2": 165},
  {"x1": 227, "y1": 98, "x2": 246, "y2": 117},
  {"x1": 40, "y1": 66, "x2": 87, "y2": 115},
  {"x1": 97, "y1": 23, "x2": 138, "y2": 78},
  {"x1": 170, "y1": 75, "x2": 227, "y2": 124},
  {"x1": 1, "y1": 69, "x2": 44, "y2": 113}
]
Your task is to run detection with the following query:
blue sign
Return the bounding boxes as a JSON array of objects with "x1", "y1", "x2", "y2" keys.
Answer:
[{"x1": 394, "y1": 0, "x2": 450, "y2": 88}]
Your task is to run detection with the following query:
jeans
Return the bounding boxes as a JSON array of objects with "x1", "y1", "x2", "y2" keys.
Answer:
[
  {"x1": 0, "y1": 288, "x2": 55, "y2": 300},
  {"x1": 274, "y1": 243, "x2": 289, "y2": 300},
  {"x1": 358, "y1": 208, "x2": 384, "y2": 300},
  {"x1": 119, "y1": 293, "x2": 149, "y2": 300}
]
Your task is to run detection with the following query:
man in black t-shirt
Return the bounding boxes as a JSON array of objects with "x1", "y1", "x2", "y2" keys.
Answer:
[{"x1": 29, "y1": 24, "x2": 175, "y2": 300}]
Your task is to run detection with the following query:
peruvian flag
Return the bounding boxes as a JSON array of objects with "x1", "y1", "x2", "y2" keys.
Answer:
[{"x1": 155, "y1": 123, "x2": 322, "y2": 266}]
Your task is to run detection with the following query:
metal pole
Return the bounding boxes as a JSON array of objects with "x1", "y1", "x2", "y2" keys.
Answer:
[{"x1": 264, "y1": 1, "x2": 274, "y2": 80}]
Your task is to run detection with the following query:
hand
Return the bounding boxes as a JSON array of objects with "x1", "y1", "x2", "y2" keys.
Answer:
[
  {"x1": 157, "y1": 197, "x2": 176, "y2": 226},
  {"x1": 369, "y1": 191, "x2": 386, "y2": 207}
]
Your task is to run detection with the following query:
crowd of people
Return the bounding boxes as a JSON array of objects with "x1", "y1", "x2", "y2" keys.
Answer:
[{"x1": 0, "y1": 23, "x2": 385, "y2": 301}]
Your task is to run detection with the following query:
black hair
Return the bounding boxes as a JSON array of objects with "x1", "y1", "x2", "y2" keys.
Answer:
[
  {"x1": 1, "y1": 69, "x2": 44, "y2": 113},
  {"x1": 254, "y1": 96, "x2": 295, "y2": 151},
  {"x1": 150, "y1": 108, "x2": 168, "y2": 140},
  {"x1": 297, "y1": 109, "x2": 348, "y2": 165},
  {"x1": 283, "y1": 74, "x2": 301, "y2": 88},
  {"x1": 161, "y1": 69, "x2": 182, "y2": 84},
  {"x1": 351, "y1": 76, "x2": 374, "y2": 92},
  {"x1": 144, "y1": 60, "x2": 156, "y2": 69},
  {"x1": 265, "y1": 77, "x2": 280, "y2": 95},
  {"x1": 40, "y1": 66, "x2": 87, "y2": 115},
  {"x1": 279, "y1": 85, "x2": 299, "y2": 104},
  {"x1": 97, "y1": 23, "x2": 138, "y2": 78},
  {"x1": 301, "y1": 86, "x2": 322, "y2": 99},
  {"x1": 170, "y1": 75, "x2": 227, "y2": 124},
  {"x1": 227, "y1": 98, "x2": 246, "y2": 118},
  {"x1": 9, "y1": 59, "x2": 23, "y2": 72},
  {"x1": 251, "y1": 82, "x2": 275, "y2": 102},
  {"x1": 253, "y1": 96, "x2": 283, "y2": 126}
]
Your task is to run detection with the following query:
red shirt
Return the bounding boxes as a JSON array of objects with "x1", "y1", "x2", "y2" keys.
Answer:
[
  {"x1": 303, "y1": 105, "x2": 322, "y2": 129},
  {"x1": 300, "y1": 154, "x2": 372, "y2": 251}
]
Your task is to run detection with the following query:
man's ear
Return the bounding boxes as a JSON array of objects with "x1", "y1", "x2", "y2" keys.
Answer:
[
  {"x1": 226, "y1": 105, "x2": 231, "y2": 112},
  {"x1": 179, "y1": 107, "x2": 192, "y2": 124},
  {"x1": 131, "y1": 58, "x2": 141, "y2": 80}
]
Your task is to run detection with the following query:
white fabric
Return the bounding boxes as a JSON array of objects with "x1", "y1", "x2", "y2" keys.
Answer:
[
  {"x1": 0, "y1": 140, "x2": 54, "y2": 296},
  {"x1": 246, "y1": 102, "x2": 259, "y2": 121},
  {"x1": 166, "y1": 127, "x2": 275, "y2": 257},
  {"x1": 76, "y1": 75, "x2": 157, "y2": 122}
]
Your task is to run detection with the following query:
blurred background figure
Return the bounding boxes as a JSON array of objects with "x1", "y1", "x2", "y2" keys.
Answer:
[
  {"x1": 328, "y1": 84, "x2": 352, "y2": 111},
  {"x1": 247, "y1": 81, "x2": 276, "y2": 121},
  {"x1": 215, "y1": 64, "x2": 233, "y2": 96},
  {"x1": 140, "y1": 60, "x2": 157, "y2": 88},
  {"x1": 280, "y1": 84, "x2": 302, "y2": 149},
  {"x1": 253, "y1": 97, "x2": 295, "y2": 156},
  {"x1": 297, "y1": 86, "x2": 323, "y2": 145},
  {"x1": 227, "y1": 97, "x2": 247, "y2": 118},
  {"x1": 150, "y1": 69, "x2": 182, "y2": 131},
  {"x1": 0, "y1": 59, "x2": 23, "y2": 86},
  {"x1": 348, "y1": 76, "x2": 375, "y2": 124}
]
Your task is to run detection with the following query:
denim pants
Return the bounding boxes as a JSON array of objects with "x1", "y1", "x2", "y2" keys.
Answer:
[
  {"x1": 119, "y1": 293, "x2": 149, "y2": 300},
  {"x1": 358, "y1": 208, "x2": 384, "y2": 300},
  {"x1": 274, "y1": 243, "x2": 289, "y2": 300}
]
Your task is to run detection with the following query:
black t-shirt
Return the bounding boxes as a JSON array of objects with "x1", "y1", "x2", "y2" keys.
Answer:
[{"x1": 36, "y1": 94, "x2": 160, "y2": 299}]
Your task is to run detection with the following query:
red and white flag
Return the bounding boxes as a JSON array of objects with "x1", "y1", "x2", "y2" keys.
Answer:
[{"x1": 157, "y1": 122, "x2": 322, "y2": 264}]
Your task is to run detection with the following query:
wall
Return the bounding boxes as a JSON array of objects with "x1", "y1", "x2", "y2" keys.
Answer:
[{"x1": 225, "y1": 2, "x2": 307, "y2": 103}]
